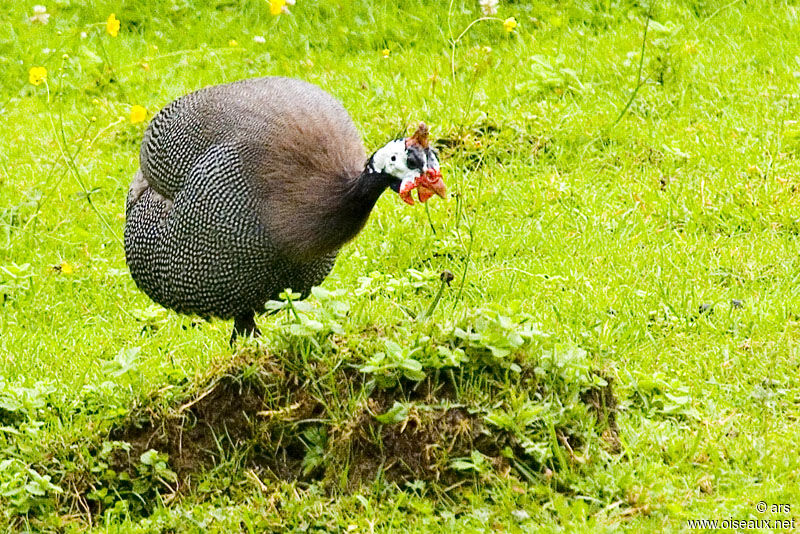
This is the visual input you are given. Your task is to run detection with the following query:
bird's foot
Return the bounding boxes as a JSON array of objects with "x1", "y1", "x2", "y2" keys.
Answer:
[{"x1": 230, "y1": 313, "x2": 261, "y2": 346}]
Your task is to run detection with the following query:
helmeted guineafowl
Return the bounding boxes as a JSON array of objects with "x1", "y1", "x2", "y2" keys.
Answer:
[{"x1": 124, "y1": 76, "x2": 445, "y2": 342}]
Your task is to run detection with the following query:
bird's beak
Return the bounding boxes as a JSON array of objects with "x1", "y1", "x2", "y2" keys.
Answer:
[{"x1": 398, "y1": 169, "x2": 446, "y2": 206}]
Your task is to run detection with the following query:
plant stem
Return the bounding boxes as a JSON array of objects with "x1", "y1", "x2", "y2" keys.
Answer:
[
  {"x1": 609, "y1": 12, "x2": 651, "y2": 128},
  {"x1": 46, "y1": 75, "x2": 123, "y2": 248},
  {"x1": 419, "y1": 275, "x2": 449, "y2": 322},
  {"x1": 424, "y1": 202, "x2": 437, "y2": 235}
]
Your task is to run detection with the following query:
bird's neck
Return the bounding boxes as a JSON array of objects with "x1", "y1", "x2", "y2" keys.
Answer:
[
  {"x1": 335, "y1": 166, "x2": 390, "y2": 228},
  {"x1": 344, "y1": 164, "x2": 391, "y2": 214},
  {"x1": 305, "y1": 164, "x2": 390, "y2": 256}
]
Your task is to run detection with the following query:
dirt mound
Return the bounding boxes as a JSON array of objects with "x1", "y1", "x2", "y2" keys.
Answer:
[
  {"x1": 115, "y1": 376, "x2": 278, "y2": 480},
  {"x1": 347, "y1": 404, "x2": 493, "y2": 485},
  {"x1": 112, "y1": 358, "x2": 325, "y2": 487},
  {"x1": 108, "y1": 354, "x2": 617, "y2": 493},
  {"x1": 112, "y1": 368, "x2": 495, "y2": 490}
]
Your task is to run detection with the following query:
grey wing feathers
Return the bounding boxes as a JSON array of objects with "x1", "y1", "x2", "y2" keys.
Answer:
[
  {"x1": 127, "y1": 144, "x2": 270, "y2": 317},
  {"x1": 139, "y1": 90, "x2": 215, "y2": 199}
]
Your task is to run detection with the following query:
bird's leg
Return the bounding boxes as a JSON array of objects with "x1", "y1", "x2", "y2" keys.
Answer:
[{"x1": 230, "y1": 312, "x2": 261, "y2": 345}]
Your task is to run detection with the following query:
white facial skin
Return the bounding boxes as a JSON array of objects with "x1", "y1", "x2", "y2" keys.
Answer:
[
  {"x1": 426, "y1": 148, "x2": 440, "y2": 172},
  {"x1": 371, "y1": 140, "x2": 422, "y2": 184}
]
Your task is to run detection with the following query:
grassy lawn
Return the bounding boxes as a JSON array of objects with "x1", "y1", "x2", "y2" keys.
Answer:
[{"x1": 2, "y1": 0, "x2": 800, "y2": 531}]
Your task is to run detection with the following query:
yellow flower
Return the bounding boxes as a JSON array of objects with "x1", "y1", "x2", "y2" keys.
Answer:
[
  {"x1": 269, "y1": 0, "x2": 286, "y2": 15},
  {"x1": 382, "y1": 49, "x2": 390, "y2": 58},
  {"x1": 228, "y1": 39, "x2": 238, "y2": 47},
  {"x1": 59, "y1": 262, "x2": 73, "y2": 274},
  {"x1": 503, "y1": 17, "x2": 517, "y2": 33},
  {"x1": 130, "y1": 105, "x2": 147, "y2": 124},
  {"x1": 106, "y1": 13, "x2": 120, "y2": 37},
  {"x1": 28, "y1": 66, "x2": 47, "y2": 86}
]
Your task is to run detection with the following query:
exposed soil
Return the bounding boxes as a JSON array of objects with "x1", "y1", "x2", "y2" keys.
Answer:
[
  {"x1": 115, "y1": 376, "x2": 273, "y2": 481},
  {"x1": 112, "y1": 362, "x2": 326, "y2": 487},
  {"x1": 356, "y1": 407, "x2": 495, "y2": 484},
  {"x1": 581, "y1": 374, "x2": 620, "y2": 453}
]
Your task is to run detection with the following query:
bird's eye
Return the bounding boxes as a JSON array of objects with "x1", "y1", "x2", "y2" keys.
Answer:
[{"x1": 391, "y1": 155, "x2": 397, "y2": 162}]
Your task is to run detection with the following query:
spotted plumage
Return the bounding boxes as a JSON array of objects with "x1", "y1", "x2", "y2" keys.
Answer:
[{"x1": 125, "y1": 76, "x2": 445, "y2": 341}]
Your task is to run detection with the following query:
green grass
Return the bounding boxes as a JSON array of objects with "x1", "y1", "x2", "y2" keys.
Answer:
[{"x1": 2, "y1": 0, "x2": 800, "y2": 531}]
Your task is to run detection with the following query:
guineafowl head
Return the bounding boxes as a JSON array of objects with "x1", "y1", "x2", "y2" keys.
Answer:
[{"x1": 367, "y1": 123, "x2": 446, "y2": 205}]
